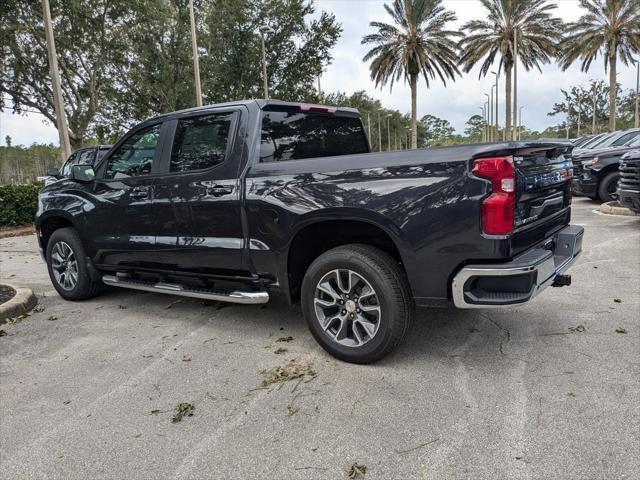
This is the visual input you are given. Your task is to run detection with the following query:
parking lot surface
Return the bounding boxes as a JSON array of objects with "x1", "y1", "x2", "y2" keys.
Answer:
[{"x1": 1, "y1": 197, "x2": 639, "y2": 480}]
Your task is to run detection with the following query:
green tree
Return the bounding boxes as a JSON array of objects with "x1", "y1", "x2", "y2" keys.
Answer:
[
  {"x1": 1, "y1": 0, "x2": 131, "y2": 150},
  {"x1": 464, "y1": 114, "x2": 484, "y2": 141},
  {"x1": 459, "y1": 0, "x2": 563, "y2": 139},
  {"x1": 558, "y1": 0, "x2": 640, "y2": 131},
  {"x1": 5, "y1": 136, "x2": 11, "y2": 148},
  {"x1": 420, "y1": 114, "x2": 455, "y2": 146},
  {"x1": 361, "y1": 0, "x2": 461, "y2": 149}
]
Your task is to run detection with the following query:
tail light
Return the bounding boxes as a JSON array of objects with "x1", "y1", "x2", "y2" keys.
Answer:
[{"x1": 472, "y1": 156, "x2": 515, "y2": 235}]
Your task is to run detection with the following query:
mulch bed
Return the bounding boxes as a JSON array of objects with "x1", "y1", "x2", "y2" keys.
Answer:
[
  {"x1": 0, "y1": 225, "x2": 35, "y2": 239},
  {"x1": 0, "y1": 285, "x2": 16, "y2": 306}
]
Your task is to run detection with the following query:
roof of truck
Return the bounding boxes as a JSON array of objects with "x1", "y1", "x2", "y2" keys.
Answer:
[{"x1": 143, "y1": 99, "x2": 359, "y2": 124}]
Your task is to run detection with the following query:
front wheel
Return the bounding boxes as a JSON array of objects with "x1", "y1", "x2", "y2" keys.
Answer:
[
  {"x1": 46, "y1": 227, "x2": 102, "y2": 300},
  {"x1": 598, "y1": 171, "x2": 620, "y2": 203},
  {"x1": 301, "y1": 244, "x2": 413, "y2": 364}
]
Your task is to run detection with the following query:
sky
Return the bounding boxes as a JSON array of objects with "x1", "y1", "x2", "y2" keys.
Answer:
[{"x1": 1, "y1": 0, "x2": 638, "y2": 147}]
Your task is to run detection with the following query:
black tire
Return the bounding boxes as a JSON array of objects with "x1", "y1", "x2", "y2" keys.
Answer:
[
  {"x1": 598, "y1": 171, "x2": 620, "y2": 203},
  {"x1": 46, "y1": 227, "x2": 102, "y2": 300},
  {"x1": 301, "y1": 244, "x2": 414, "y2": 364}
]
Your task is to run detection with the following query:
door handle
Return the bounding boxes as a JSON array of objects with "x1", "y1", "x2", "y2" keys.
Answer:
[
  {"x1": 207, "y1": 185, "x2": 234, "y2": 197},
  {"x1": 130, "y1": 186, "x2": 149, "y2": 199}
]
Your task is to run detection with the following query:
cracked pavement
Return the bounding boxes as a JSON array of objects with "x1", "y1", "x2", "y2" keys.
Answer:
[{"x1": 1, "y1": 197, "x2": 639, "y2": 479}]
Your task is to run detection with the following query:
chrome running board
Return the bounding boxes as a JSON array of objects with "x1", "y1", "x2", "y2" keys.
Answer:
[{"x1": 102, "y1": 275, "x2": 269, "y2": 305}]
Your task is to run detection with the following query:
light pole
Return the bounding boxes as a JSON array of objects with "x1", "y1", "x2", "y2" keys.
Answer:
[
  {"x1": 518, "y1": 106, "x2": 524, "y2": 140},
  {"x1": 42, "y1": 0, "x2": 71, "y2": 162},
  {"x1": 188, "y1": 0, "x2": 202, "y2": 107},
  {"x1": 491, "y1": 71, "x2": 499, "y2": 141},
  {"x1": 259, "y1": 25, "x2": 274, "y2": 99},
  {"x1": 377, "y1": 111, "x2": 382, "y2": 152},
  {"x1": 387, "y1": 114, "x2": 392, "y2": 152},
  {"x1": 484, "y1": 93, "x2": 490, "y2": 141},
  {"x1": 635, "y1": 59, "x2": 639, "y2": 128},
  {"x1": 490, "y1": 87, "x2": 495, "y2": 141}
]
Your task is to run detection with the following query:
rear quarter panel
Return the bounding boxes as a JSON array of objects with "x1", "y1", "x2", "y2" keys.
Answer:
[{"x1": 245, "y1": 149, "x2": 505, "y2": 302}]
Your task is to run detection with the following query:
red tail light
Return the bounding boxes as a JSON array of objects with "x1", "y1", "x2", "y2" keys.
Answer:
[{"x1": 472, "y1": 156, "x2": 515, "y2": 235}]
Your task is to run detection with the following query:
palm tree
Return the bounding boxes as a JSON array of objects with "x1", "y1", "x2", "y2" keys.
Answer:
[
  {"x1": 459, "y1": 0, "x2": 562, "y2": 140},
  {"x1": 558, "y1": 0, "x2": 640, "y2": 131},
  {"x1": 362, "y1": 0, "x2": 461, "y2": 149}
]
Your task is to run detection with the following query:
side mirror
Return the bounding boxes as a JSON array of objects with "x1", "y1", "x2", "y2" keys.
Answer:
[
  {"x1": 47, "y1": 167, "x2": 60, "y2": 177},
  {"x1": 69, "y1": 165, "x2": 96, "y2": 183}
]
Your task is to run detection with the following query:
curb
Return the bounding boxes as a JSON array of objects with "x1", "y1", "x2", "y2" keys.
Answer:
[
  {"x1": 0, "y1": 284, "x2": 38, "y2": 323},
  {"x1": 599, "y1": 202, "x2": 639, "y2": 217}
]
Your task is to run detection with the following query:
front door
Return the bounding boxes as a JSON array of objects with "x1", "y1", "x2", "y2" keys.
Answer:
[
  {"x1": 151, "y1": 110, "x2": 246, "y2": 276},
  {"x1": 85, "y1": 122, "x2": 165, "y2": 268}
]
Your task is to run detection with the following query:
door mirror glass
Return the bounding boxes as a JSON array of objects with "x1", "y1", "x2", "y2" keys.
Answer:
[
  {"x1": 69, "y1": 165, "x2": 96, "y2": 183},
  {"x1": 47, "y1": 167, "x2": 60, "y2": 177}
]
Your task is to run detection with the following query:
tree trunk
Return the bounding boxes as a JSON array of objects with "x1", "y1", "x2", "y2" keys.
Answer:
[
  {"x1": 505, "y1": 63, "x2": 512, "y2": 141},
  {"x1": 410, "y1": 73, "x2": 417, "y2": 149},
  {"x1": 609, "y1": 52, "x2": 616, "y2": 131}
]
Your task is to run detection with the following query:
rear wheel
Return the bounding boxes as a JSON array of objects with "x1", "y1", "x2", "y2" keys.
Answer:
[
  {"x1": 301, "y1": 244, "x2": 413, "y2": 364},
  {"x1": 598, "y1": 171, "x2": 620, "y2": 202},
  {"x1": 46, "y1": 227, "x2": 102, "y2": 300}
]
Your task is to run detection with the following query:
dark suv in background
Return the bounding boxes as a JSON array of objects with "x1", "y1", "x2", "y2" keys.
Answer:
[{"x1": 617, "y1": 149, "x2": 640, "y2": 214}]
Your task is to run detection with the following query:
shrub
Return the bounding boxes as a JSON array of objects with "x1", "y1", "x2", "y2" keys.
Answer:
[{"x1": 0, "y1": 183, "x2": 42, "y2": 227}]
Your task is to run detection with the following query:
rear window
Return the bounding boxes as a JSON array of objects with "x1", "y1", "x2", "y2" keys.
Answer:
[{"x1": 259, "y1": 110, "x2": 369, "y2": 163}]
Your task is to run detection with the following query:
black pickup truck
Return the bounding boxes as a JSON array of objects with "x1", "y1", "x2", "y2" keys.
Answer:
[{"x1": 36, "y1": 100, "x2": 583, "y2": 363}]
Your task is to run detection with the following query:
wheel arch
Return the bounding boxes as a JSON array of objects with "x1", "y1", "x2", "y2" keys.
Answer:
[{"x1": 37, "y1": 212, "x2": 77, "y2": 257}]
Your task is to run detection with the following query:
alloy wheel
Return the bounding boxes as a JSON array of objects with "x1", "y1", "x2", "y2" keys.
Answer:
[{"x1": 51, "y1": 241, "x2": 78, "y2": 291}]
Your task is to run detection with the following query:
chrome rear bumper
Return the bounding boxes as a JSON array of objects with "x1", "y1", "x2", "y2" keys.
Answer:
[{"x1": 451, "y1": 225, "x2": 583, "y2": 308}]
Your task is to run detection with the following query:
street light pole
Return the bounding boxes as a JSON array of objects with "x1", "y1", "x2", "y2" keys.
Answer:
[
  {"x1": 259, "y1": 25, "x2": 274, "y2": 99},
  {"x1": 377, "y1": 111, "x2": 382, "y2": 152},
  {"x1": 188, "y1": 0, "x2": 202, "y2": 107},
  {"x1": 484, "y1": 93, "x2": 490, "y2": 142},
  {"x1": 491, "y1": 71, "x2": 500, "y2": 141},
  {"x1": 635, "y1": 60, "x2": 639, "y2": 128},
  {"x1": 42, "y1": 0, "x2": 71, "y2": 162},
  {"x1": 387, "y1": 114, "x2": 392, "y2": 152}
]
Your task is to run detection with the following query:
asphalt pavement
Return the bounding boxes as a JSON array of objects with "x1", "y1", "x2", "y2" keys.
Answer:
[{"x1": 0, "y1": 197, "x2": 638, "y2": 479}]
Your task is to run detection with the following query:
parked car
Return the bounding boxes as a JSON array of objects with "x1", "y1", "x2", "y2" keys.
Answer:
[
  {"x1": 44, "y1": 145, "x2": 112, "y2": 185},
  {"x1": 573, "y1": 135, "x2": 640, "y2": 201},
  {"x1": 617, "y1": 149, "x2": 640, "y2": 214},
  {"x1": 572, "y1": 134, "x2": 596, "y2": 148},
  {"x1": 35, "y1": 100, "x2": 583, "y2": 363}
]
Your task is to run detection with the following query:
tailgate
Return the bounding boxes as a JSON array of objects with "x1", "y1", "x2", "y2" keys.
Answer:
[{"x1": 512, "y1": 143, "x2": 573, "y2": 253}]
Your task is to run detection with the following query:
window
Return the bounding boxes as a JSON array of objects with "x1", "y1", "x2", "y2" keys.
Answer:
[
  {"x1": 77, "y1": 149, "x2": 95, "y2": 165},
  {"x1": 61, "y1": 152, "x2": 78, "y2": 177},
  {"x1": 612, "y1": 131, "x2": 640, "y2": 147},
  {"x1": 105, "y1": 124, "x2": 161, "y2": 179},
  {"x1": 259, "y1": 110, "x2": 369, "y2": 163},
  {"x1": 170, "y1": 113, "x2": 233, "y2": 172},
  {"x1": 96, "y1": 149, "x2": 109, "y2": 162}
]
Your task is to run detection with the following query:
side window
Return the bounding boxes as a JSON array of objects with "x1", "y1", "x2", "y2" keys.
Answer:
[
  {"x1": 104, "y1": 124, "x2": 161, "y2": 179},
  {"x1": 259, "y1": 110, "x2": 369, "y2": 163},
  {"x1": 78, "y1": 149, "x2": 95, "y2": 165},
  {"x1": 61, "y1": 152, "x2": 79, "y2": 177},
  {"x1": 612, "y1": 131, "x2": 640, "y2": 146},
  {"x1": 170, "y1": 113, "x2": 233, "y2": 172}
]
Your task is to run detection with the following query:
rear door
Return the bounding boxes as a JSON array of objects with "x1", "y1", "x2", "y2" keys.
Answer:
[
  {"x1": 86, "y1": 122, "x2": 166, "y2": 267},
  {"x1": 151, "y1": 109, "x2": 247, "y2": 275}
]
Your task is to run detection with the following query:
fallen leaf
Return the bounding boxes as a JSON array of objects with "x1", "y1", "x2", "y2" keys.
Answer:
[
  {"x1": 260, "y1": 359, "x2": 315, "y2": 387},
  {"x1": 615, "y1": 328, "x2": 627, "y2": 334},
  {"x1": 276, "y1": 336, "x2": 294, "y2": 343},
  {"x1": 47, "y1": 315, "x2": 58, "y2": 321},
  {"x1": 63, "y1": 400, "x2": 71, "y2": 405},
  {"x1": 172, "y1": 402, "x2": 194, "y2": 423},
  {"x1": 347, "y1": 462, "x2": 367, "y2": 479},
  {"x1": 274, "y1": 347, "x2": 287, "y2": 354},
  {"x1": 182, "y1": 355, "x2": 192, "y2": 362},
  {"x1": 0, "y1": 330, "x2": 7, "y2": 337},
  {"x1": 568, "y1": 325, "x2": 585, "y2": 333},
  {"x1": 286, "y1": 404, "x2": 299, "y2": 416},
  {"x1": 613, "y1": 298, "x2": 622, "y2": 303}
]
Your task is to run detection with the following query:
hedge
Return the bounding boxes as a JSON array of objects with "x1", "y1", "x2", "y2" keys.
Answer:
[{"x1": 0, "y1": 183, "x2": 42, "y2": 227}]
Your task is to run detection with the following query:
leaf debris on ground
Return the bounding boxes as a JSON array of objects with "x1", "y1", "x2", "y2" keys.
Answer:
[
  {"x1": 568, "y1": 325, "x2": 585, "y2": 333},
  {"x1": 47, "y1": 315, "x2": 58, "y2": 321},
  {"x1": 274, "y1": 347, "x2": 288, "y2": 354},
  {"x1": 347, "y1": 462, "x2": 367, "y2": 479},
  {"x1": 613, "y1": 298, "x2": 622, "y2": 303},
  {"x1": 615, "y1": 328, "x2": 627, "y2": 334},
  {"x1": 0, "y1": 329, "x2": 8, "y2": 337},
  {"x1": 260, "y1": 359, "x2": 315, "y2": 387},
  {"x1": 286, "y1": 404, "x2": 299, "y2": 416},
  {"x1": 182, "y1": 354, "x2": 192, "y2": 362},
  {"x1": 276, "y1": 336, "x2": 294, "y2": 343},
  {"x1": 172, "y1": 402, "x2": 195, "y2": 423}
]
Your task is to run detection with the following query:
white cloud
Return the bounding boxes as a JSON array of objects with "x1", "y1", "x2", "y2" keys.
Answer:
[{"x1": 2, "y1": 0, "x2": 638, "y2": 146}]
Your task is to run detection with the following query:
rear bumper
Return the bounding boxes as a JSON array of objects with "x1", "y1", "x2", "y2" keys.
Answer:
[{"x1": 451, "y1": 224, "x2": 583, "y2": 308}]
